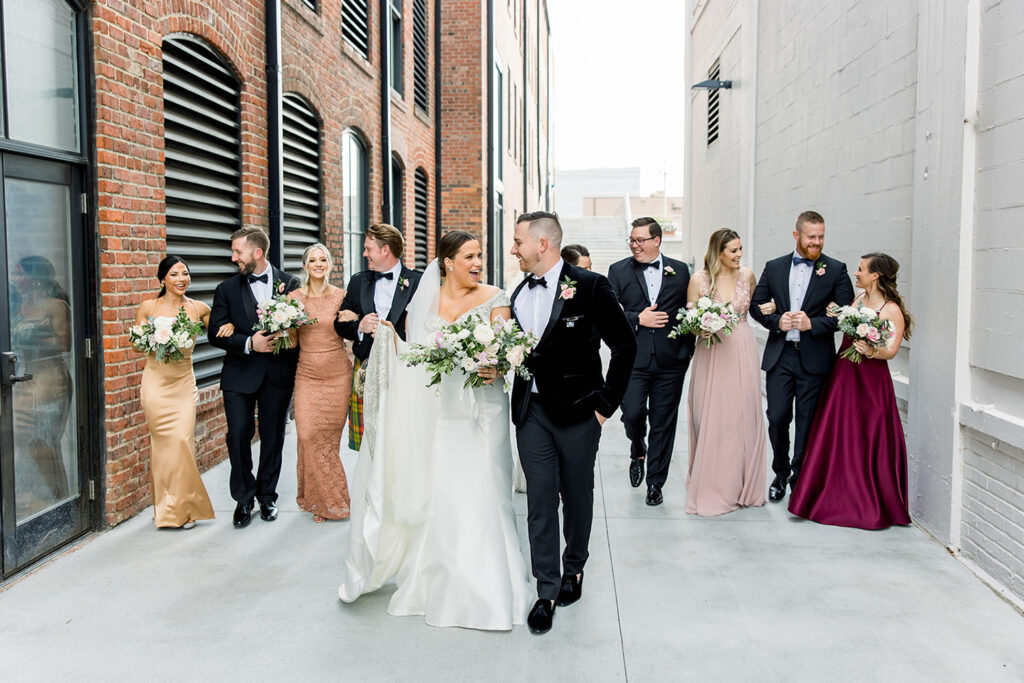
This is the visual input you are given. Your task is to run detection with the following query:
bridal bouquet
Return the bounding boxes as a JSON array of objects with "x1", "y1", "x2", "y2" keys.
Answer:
[
  {"x1": 402, "y1": 314, "x2": 538, "y2": 392},
  {"x1": 835, "y1": 304, "x2": 894, "y2": 364},
  {"x1": 253, "y1": 283, "x2": 316, "y2": 354},
  {"x1": 667, "y1": 296, "x2": 740, "y2": 347},
  {"x1": 129, "y1": 307, "x2": 203, "y2": 363}
]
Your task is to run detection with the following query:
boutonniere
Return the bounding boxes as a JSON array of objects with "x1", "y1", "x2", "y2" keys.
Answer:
[
  {"x1": 399, "y1": 276, "x2": 410, "y2": 291},
  {"x1": 559, "y1": 276, "x2": 577, "y2": 300},
  {"x1": 274, "y1": 279, "x2": 287, "y2": 294},
  {"x1": 664, "y1": 266, "x2": 676, "y2": 276},
  {"x1": 815, "y1": 261, "x2": 826, "y2": 277}
]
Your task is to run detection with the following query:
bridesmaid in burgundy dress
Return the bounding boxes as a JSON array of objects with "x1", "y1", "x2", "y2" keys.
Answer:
[{"x1": 789, "y1": 253, "x2": 913, "y2": 529}]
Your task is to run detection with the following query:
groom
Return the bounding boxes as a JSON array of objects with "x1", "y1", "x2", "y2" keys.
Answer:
[
  {"x1": 749, "y1": 210, "x2": 854, "y2": 501},
  {"x1": 209, "y1": 227, "x2": 301, "y2": 528},
  {"x1": 510, "y1": 211, "x2": 637, "y2": 634}
]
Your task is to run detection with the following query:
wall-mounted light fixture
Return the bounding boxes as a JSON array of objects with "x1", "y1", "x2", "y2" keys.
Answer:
[{"x1": 690, "y1": 79, "x2": 732, "y2": 90}]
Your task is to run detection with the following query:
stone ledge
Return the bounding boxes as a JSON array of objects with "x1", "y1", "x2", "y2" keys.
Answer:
[{"x1": 960, "y1": 402, "x2": 1024, "y2": 456}]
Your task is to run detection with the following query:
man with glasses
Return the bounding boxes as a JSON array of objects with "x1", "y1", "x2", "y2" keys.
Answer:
[{"x1": 608, "y1": 217, "x2": 694, "y2": 505}]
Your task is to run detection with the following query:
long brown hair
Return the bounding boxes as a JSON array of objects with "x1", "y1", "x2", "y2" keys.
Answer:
[
  {"x1": 703, "y1": 228, "x2": 741, "y2": 296},
  {"x1": 862, "y1": 252, "x2": 913, "y2": 340}
]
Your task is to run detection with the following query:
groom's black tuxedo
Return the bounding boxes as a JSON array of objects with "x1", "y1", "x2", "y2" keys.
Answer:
[
  {"x1": 209, "y1": 267, "x2": 300, "y2": 506},
  {"x1": 334, "y1": 265, "x2": 422, "y2": 361},
  {"x1": 511, "y1": 262, "x2": 636, "y2": 602},
  {"x1": 607, "y1": 255, "x2": 694, "y2": 491},
  {"x1": 750, "y1": 252, "x2": 854, "y2": 487}
]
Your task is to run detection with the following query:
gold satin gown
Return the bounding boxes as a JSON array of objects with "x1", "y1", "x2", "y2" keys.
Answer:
[{"x1": 140, "y1": 338, "x2": 215, "y2": 527}]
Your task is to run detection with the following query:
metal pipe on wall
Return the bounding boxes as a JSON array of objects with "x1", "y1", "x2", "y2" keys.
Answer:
[
  {"x1": 265, "y1": 0, "x2": 284, "y2": 267},
  {"x1": 380, "y1": 0, "x2": 393, "y2": 224}
]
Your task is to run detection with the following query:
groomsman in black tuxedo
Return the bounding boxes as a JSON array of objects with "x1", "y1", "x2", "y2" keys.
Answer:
[
  {"x1": 607, "y1": 217, "x2": 694, "y2": 506},
  {"x1": 750, "y1": 211, "x2": 855, "y2": 501},
  {"x1": 510, "y1": 211, "x2": 636, "y2": 635},
  {"x1": 209, "y1": 227, "x2": 301, "y2": 528},
  {"x1": 334, "y1": 224, "x2": 422, "y2": 449}
]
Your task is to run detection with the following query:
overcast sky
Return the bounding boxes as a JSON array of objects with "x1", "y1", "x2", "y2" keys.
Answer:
[{"x1": 548, "y1": 0, "x2": 686, "y2": 196}]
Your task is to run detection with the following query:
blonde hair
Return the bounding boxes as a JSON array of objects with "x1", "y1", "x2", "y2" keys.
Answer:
[
  {"x1": 300, "y1": 243, "x2": 333, "y2": 293},
  {"x1": 703, "y1": 228, "x2": 741, "y2": 297}
]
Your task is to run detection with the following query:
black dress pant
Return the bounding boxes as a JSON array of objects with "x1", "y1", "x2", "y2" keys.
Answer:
[
  {"x1": 618, "y1": 354, "x2": 688, "y2": 489},
  {"x1": 764, "y1": 344, "x2": 827, "y2": 485},
  {"x1": 223, "y1": 378, "x2": 294, "y2": 505},
  {"x1": 517, "y1": 401, "x2": 602, "y2": 601}
]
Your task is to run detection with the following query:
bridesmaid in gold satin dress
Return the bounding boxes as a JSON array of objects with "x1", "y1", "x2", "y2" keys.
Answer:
[
  {"x1": 134, "y1": 256, "x2": 231, "y2": 529},
  {"x1": 287, "y1": 243, "x2": 354, "y2": 522}
]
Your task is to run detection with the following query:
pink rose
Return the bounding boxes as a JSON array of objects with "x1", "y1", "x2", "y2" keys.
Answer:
[
  {"x1": 816, "y1": 267, "x2": 825, "y2": 276},
  {"x1": 700, "y1": 312, "x2": 717, "y2": 328},
  {"x1": 561, "y1": 287, "x2": 576, "y2": 300},
  {"x1": 865, "y1": 327, "x2": 881, "y2": 343}
]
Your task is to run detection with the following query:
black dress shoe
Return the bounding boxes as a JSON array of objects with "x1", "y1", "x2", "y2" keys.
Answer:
[
  {"x1": 232, "y1": 502, "x2": 253, "y2": 528},
  {"x1": 260, "y1": 501, "x2": 279, "y2": 522},
  {"x1": 629, "y1": 458, "x2": 645, "y2": 488},
  {"x1": 556, "y1": 571, "x2": 584, "y2": 607},
  {"x1": 645, "y1": 486, "x2": 663, "y2": 506},
  {"x1": 768, "y1": 475, "x2": 788, "y2": 502},
  {"x1": 527, "y1": 599, "x2": 555, "y2": 634}
]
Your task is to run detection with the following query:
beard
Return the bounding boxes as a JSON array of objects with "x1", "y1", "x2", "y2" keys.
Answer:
[{"x1": 238, "y1": 260, "x2": 256, "y2": 276}]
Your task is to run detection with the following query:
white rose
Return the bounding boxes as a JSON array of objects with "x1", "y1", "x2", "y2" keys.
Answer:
[
  {"x1": 502, "y1": 318, "x2": 518, "y2": 333},
  {"x1": 473, "y1": 323, "x2": 495, "y2": 344},
  {"x1": 153, "y1": 316, "x2": 174, "y2": 331},
  {"x1": 855, "y1": 322, "x2": 869, "y2": 337},
  {"x1": 460, "y1": 357, "x2": 477, "y2": 372},
  {"x1": 272, "y1": 310, "x2": 290, "y2": 325},
  {"x1": 707, "y1": 317, "x2": 727, "y2": 333},
  {"x1": 457, "y1": 329, "x2": 471, "y2": 339},
  {"x1": 172, "y1": 331, "x2": 189, "y2": 347},
  {"x1": 506, "y1": 345, "x2": 525, "y2": 367},
  {"x1": 152, "y1": 327, "x2": 172, "y2": 345},
  {"x1": 182, "y1": 338, "x2": 195, "y2": 349},
  {"x1": 697, "y1": 296, "x2": 713, "y2": 309}
]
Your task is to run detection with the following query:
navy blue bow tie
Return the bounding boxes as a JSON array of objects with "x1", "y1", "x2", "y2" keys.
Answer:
[
  {"x1": 526, "y1": 275, "x2": 547, "y2": 289},
  {"x1": 792, "y1": 256, "x2": 814, "y2": 267},
  {"x1": 637, "y1": 260, "x2": 660, "y2": 270},
  {"x1": 248, "y1": 273, "x2": 268, "y2": 284},
  {"x1": 373, "y1": 271, "x2": 395, "y2": 281}
]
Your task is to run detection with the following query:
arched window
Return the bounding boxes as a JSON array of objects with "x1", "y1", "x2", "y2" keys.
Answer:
[
  {"x1": 414, "y1": 168, "x2": 429, "y2": 269},
  {"x1": 281, "y1": 94, "x2": 322, "y2": 273},
  {"x1": 162, "y1": 34, "x2": 241, "y2": 385},
  {"x1": 391, "y1": 153, "x2": 404, "y2": 234},
  {"x1": 342, "y1": 129, "x2": 368, "y2": 280}
]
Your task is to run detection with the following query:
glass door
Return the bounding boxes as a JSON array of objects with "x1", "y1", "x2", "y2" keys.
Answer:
[{"x1": 0, "y1": 153, "x2": 90, "y2": 577}]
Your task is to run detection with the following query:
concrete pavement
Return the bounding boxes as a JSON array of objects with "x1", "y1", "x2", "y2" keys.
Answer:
[{"x1": 2, "y1": 415, "x2": 1023, "y2": 681}]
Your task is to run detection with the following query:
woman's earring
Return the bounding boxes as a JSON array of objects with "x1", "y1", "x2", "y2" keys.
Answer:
[{"x1": 447, "y1": 266, "x2": 453, "y2": 271}]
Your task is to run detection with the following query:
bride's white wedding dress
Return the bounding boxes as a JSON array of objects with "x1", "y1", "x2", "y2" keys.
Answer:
[{"x1": 339, "y1": 262, "x2": 531, "y2": 630}]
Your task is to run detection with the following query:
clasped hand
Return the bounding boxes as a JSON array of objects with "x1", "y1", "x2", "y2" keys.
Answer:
[
  {"x1": 638, "y1": 304, "x2": 669, "y2": 328},
  {"x1": 251, "y1": 330, "x2": 282, "y2": 353},
  {"x1": 778, "y1": 311, "x2": 812, "y2": 332},
  {"x1": 358, "y1": 312, "x2": 380, "y2": 336}
]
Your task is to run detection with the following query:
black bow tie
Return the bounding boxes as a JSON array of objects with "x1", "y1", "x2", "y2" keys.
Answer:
[
  {"x1": 637, "y1": 260, "x2": 660, "y2": 270},
  {"x1": 526, "y1": 275, "x2": 547, "y2": 289},
  {"x1": 792, "y1": 256, "x2": 814, "y2": 267},
  {"x1": 248, "y1": 273, "x2": 268, "y2": 284},
  {"x1": 373, "y1": 271, "x2": 395, "y2": 281}
]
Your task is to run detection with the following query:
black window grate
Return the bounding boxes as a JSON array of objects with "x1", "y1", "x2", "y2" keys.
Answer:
[
  {"x1": 342, "y1": 0, "x2": 370, "y2": 58},
  {"x1": 412, "y1": 0, "x2": 429, "y2": 111},
  {"x1": 414, "y1": 168, "x2": 429, "y2": 269},
  {"x1": 707, "y1": 59, "x2": 720, "y2": 146},
  {"x1": 162, "y1": 35, "x2": 242, "y2": 386},
  {"x1": 282, "y1": 94, "x2": 322, "y2": 274},
  {"x1": 302, "y1": 0, "x2": 318, "y2": 10}
]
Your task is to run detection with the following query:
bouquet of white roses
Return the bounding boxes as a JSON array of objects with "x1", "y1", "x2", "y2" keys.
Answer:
[
  {"x1": 253, "y1": 283, "x2": 316, "y2": 354},
  {"x1": 402, "y1": 314, "x2": 538, "y2": 392},
  {"x1": 835, "y1": 304, "x2": 894, "y2": 364},
  {"x1": 129, "y1": 307, "x2": 203, "y2": 363},
  {"x1": 667, "y1": 296, "x2": 741, "y2": 347}
]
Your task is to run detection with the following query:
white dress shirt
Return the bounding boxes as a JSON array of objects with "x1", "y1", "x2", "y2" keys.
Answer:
[
  {"x1": 514, "y1": 259, "x2": 564, "y2": 393},
  {"x1": 248, "y1": 263, "x2": 274, "y2": 304},
  {"x1": 358, "y1": 260, "x2": 404, "y2": 342},
  {"x1": 787, "y1": 251, "x2": 813, "y2": 342},
  {"x1": 640, "y1": 252, "x2": 664, "y2": 304}
]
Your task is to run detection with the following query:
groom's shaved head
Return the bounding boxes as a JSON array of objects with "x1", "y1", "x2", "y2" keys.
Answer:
[{"x1": 517, "y1": 211, "x2": 562, "y2": 249}]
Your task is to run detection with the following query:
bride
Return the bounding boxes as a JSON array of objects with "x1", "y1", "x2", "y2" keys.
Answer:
[{"x1": 338, "y1": 231, "x2": 531, "y2": 630}]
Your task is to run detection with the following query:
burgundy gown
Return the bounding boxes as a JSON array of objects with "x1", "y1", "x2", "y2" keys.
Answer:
[{"x1": 788, "y1": 337, "x2": 911, "y2": 529}]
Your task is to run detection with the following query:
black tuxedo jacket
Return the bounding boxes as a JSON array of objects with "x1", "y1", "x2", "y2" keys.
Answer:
[
  {"x1": 208, "y1": 267, "x2": 301, "y2": 394},
  {"x1": 607, "y1": 254, "x2": 695, "y2": 368},
  {"x1": 334, "y1": 265, "x2": 422, "y2": 361},
  {"x1": 510, "y1": 263, "x2": 637, "y2": 427},
  {"x1": 749, "y1": 253, "x2": 855, "y2": 375}
]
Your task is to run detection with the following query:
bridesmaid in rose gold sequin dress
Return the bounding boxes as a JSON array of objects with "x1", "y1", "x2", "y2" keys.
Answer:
[{"x1": 288, "y1": 244, "x2": 353, "y2": 522}]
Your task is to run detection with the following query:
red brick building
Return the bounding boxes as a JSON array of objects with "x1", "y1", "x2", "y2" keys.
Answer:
[{"x1": 0, "y1": 0, "x2": 549, "y2": 580}]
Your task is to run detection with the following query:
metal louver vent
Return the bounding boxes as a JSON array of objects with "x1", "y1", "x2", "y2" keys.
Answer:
[
  {"x1": 162, "y1": 35, "x2": 241, "y2": 386},
  {"x1": 282, "y1": 94, "x2": 322, "y2": 273},
  {"x1": 414, "y1": 168, "x2": 429, "y2": 269},
  {"x1": 707, "y1": 59, "x2": 721, "y2": 146},
  {"x1": 342, "y1": 0, "x2": 370, "y2": 58},
  {"x1": 412, "y1": 0, "x2": 429, "y2": 111}
]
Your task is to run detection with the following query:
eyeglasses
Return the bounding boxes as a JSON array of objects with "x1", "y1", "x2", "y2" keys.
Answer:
[{"x1": 628, "y1": 237, "x2": 656, "y2": 246}]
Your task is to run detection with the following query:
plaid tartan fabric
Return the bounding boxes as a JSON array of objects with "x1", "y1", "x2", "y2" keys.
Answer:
[{"x1": 348, "y1": 359, "x2": 364, "y2": 451}]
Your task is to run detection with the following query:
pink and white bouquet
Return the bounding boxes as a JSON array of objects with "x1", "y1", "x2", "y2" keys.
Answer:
[
  {"x1": 402, "y1": 314, "x2": 538, "y2": 392},
  {"x1": 835, "y1": 304, "x2": 894, "y2": 364},
  {"x1": 253, "y1": 283, "x2": 316, "y2": 354},
  {"x1": 129, "y1": 307, "x2": 203, "y2": 363},
  {"x1": 668, "y1": 296, "x2": 741, "y2": 347}
]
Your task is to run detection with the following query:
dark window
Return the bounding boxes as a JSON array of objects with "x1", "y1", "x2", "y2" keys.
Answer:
[
  {"x1": 413, "y1": 168, "x2": 429, "y2": 269},
  {"x1": 162, "y1": 34, "x2": 242, "y2": 386},
  {"x1": 391, "y1": 154, "x2": 404, "y2": 234},
  {"x1": 390, "y1": 0, "x2": 403, "y2": 95},
  {"x1": 343, "y1": 130, "x2": 368, "y2": 280},
  {"x1": 281, "y1": 94, "x2": 322, "y2": 274},
  {"x1": 412, "y1": 0, "x2": 429, "y2": 111},
  {"x1": 707, "y1": 59, "x2": 721, "y2": 146},
  {"x1": 302, "y1": 0, "x2": 318, "y2": 10},
  {"x1": 342, "y1": 0, "x2": 370, "y2": 58}
]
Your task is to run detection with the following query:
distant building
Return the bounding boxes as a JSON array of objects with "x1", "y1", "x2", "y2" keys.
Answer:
[
  {"x1": 583, "y1": 193, "x2": 684, "y2": 238},
  {"x1": 554, "y1": 167, "x2": 641, "y2": 218}
]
